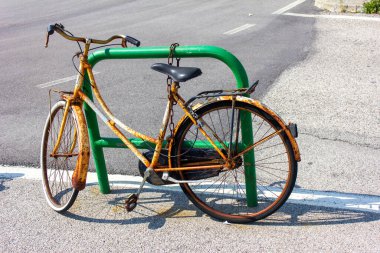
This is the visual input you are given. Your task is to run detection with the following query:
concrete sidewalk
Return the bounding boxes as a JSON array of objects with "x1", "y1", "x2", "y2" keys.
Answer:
[
  {"x1": 1, "y1": 170, "x2": 379, "y2": 252},
  {"x1": 263, "y1": 15, "x2": 380, "y2": 196}
]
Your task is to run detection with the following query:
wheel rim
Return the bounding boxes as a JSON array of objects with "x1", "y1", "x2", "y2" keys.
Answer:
[
  {"x1": 42, "y1": 102, "x2": 79, "y2": 209},
  {"x1": 175, "y1": 102, "x2": 296, "y2": 221}
]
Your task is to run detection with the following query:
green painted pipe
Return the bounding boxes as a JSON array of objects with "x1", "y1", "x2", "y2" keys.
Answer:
[
  {"x1": 83, "y1": 45, "x2": 257, "y2": 206},
  {"x1": 87, "y1": 46, "x2": 248, "y2": 88},
  {"x1": 82, "y1": 82, "x2": 110, "y2": 194},
  {"x1": 94, "y1": 137, "x2": 245, "y2": 150}
]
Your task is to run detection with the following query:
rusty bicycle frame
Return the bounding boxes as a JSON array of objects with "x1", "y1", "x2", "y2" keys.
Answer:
[
  {"x1": 49, "y1": 32, "x2": 238, "y2": 188},
  {"x1": 46, "y1": 24, "x2": 301, "y2": 208}
]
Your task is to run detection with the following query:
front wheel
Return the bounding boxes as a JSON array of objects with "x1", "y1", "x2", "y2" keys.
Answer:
[
  {"x1": 41, "y1": 101, "x2": 83, "y2": 212},
  {"x1": 172, "y1": 100, "x2": 297, "y2": 223}
]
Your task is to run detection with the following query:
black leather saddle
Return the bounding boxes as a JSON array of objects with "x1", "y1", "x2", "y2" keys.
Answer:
[{"x1": 151, "y1": 63, "x2": 202, "y2": 82}]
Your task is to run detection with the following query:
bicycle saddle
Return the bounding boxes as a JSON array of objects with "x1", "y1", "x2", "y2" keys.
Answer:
[{"x1": 151, "y1": 63, "x2": 202, "y2": 82}]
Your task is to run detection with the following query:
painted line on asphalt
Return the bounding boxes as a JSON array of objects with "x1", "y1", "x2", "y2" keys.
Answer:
[
  {"x1": 36, "y1": 71, "x2": 100, "y2": 88},
  {"x1": 1, "y1": 166, "x2": 379, "y2": 214},
  {"x1": 272, "y1": 0, "x2": 306, "y2": 15},
  {"x1": 223, "y1": 24, "x2": 255, "y2": 35},
  {"x1": 283, "y1": 12, "x2": 380, "y2": 21}
]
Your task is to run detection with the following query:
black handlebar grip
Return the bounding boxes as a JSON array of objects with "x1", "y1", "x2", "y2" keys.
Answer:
[
  {"x1": 126, "y1": 36, "x2": 141, "y2": 47},
  {"x1": 47, "y1": 24, "x2": 55, "y2": 35}
]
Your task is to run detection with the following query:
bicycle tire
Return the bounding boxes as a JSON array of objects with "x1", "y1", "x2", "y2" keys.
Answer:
[
  {"x1": 172, "y1": 100, "x2": 297, "y2": 223},
  {"x1": 41, "y1": 101, "x2": 82, "y2": 212}
]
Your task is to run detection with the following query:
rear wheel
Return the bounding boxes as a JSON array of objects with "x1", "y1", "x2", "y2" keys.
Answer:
[
  {"x1": 173, "y1": 100, "x2": 297, "y2": 223},
  {"x1": 41, "y1": 101, "x2": 81, "y2": 212}
]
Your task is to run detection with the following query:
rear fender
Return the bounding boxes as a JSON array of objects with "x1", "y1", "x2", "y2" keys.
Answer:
[
  {"x1": 217, "y1": 96, "x2": 301, "y2": 161},
  {"x1": 169, "y1": 96, "x2": 301, "y2": 163}
]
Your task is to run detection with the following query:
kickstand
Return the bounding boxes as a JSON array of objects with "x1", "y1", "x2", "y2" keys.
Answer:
[{"x1": 125, "y1": 167, "x2": 153, "y2": 212}]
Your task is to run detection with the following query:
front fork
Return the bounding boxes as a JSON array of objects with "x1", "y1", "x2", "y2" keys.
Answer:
[{"x1": 51, "y1": 100, "x2": 72, "y2": 155}]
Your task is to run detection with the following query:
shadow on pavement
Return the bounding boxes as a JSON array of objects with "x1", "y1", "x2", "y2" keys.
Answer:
[
  {"x1": 255, "y1": 202, "x2": 380, "y2": 227},
  {"x1": 64, "y1": 185, "x2": 203, "y2": 230},
  {"x1": 0, "y1": 173, "x2": 24, "y2": 192},
  {"x1": 63, "y1": 184, "x2": 380, "y2": 228}
]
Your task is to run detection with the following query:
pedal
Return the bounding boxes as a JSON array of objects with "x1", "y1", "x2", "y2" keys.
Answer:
[
  {"x1": 124, "y1": 167, "x2": 154, "y2": 212},
  {"x1": 125, "y1": 193, "x2": 138, "y2": 212}
]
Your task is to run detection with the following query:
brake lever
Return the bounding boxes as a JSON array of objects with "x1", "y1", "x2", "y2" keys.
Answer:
[
  {"x1": 121, "y1": 38, "x2": 127, "y2": 48},
  {"x1": 45, "y1": 33, "x2": 50, "y2": 48},
  {"x1": 45, "y1": 24, "x2": 56, "y2": 48}
]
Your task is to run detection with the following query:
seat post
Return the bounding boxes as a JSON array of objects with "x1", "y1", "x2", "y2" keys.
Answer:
[{"x1": 171, "y1": 81, "x2": 180, "y2": 93}]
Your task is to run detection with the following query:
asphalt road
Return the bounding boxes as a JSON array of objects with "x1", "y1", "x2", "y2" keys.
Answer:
[{"x1": 0, "y1": 0, "x2": 316, "y2": 173}]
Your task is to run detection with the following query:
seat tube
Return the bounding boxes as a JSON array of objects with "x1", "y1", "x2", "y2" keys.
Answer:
[{"x1": 150, "y1": 83, "x2": 175, "y2": 168}]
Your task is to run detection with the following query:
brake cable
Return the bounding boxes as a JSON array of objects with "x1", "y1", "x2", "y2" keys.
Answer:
[{"x1": 62, "y1": 27, "x2": 83, "y2": 53}]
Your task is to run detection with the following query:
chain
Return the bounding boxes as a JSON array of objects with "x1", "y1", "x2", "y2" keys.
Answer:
[
  {"x1": 167, "y1": 77, "x2": 175, "y2": 140},
  {"x1": 167, "y1": 43, "x2": 180, "y2": 141},
  {"x1": 168, "y1": 43, "x2": 180, "y2": 67}
]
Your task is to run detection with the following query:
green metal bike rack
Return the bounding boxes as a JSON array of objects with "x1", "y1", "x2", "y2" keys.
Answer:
[{"x1": 83, "y1": 45, "x2": 257, "y2": 206}]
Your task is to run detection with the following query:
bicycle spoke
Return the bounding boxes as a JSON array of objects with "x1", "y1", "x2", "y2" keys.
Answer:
[
  {"x1": 255, "y1": 142, "x2": 283, "y2": 152},
  {"x1": 233, "y1": 129, "x2": 284, "y2": 159},
  {"x1": 253, "y1": 118, "x2": 265, "y2": 139},
  {"x1": 258, "y1": 125, "x2": 273, "y2": 143},
  {"x1": 255, "y1": 152, "x2": 286, "y2": 162},
  {"x1": 216, "y1": 109, "x2": 226, "y2": 143},
  {"x1": 256, "y1": 178, "x2": 281, "y2": 199},
  {"x1": 256, "y1": 166, "x2": 286, "y2": 180},
  {"x1": 208, "y1": 113, "x2": 217, "y2": 134}
]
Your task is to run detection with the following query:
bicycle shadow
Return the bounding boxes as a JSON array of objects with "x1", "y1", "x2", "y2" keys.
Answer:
[
  {"x1": 254, "y1": 202, "x2": 380, "y2": 227},
  {"x1": 251, "y1": 182, "x2": 380, "y2": 227},
  {"x1": 64, "y1": 184, "x2": 205, "y2": 230},
  {"x1": 0, "y1": 173, "x2": 24, "y2": 192},
  {"x1": 250, "y1": 184, "x2": 380, "y2": 227},
  {"x1": 63, "y1": 182, "x2": 380, "y2": 229}
]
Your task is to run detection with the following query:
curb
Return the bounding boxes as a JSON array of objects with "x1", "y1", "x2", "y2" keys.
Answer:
[
  {"x1": 1, "y1": 166, "x2": 379, "y2": 214},
  {"x1": 315, "y1": 0, "x2": 366, "y2": 12}
]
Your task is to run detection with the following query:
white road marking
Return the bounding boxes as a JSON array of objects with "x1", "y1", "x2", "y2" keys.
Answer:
[
  {"x1": 272, "y1": 0, "x2": 306, "y2": 15},
  {"x1": 1, "y1": 165, "x2": 379, "y2": 214},
  {"x1": 284, "y1": 12, "x2": 380, "y2": 21},
  {"x1": 223, "y1": 24, "x2": 255, "y2": 35},
  {"x1": 287, "y1": 189, "x2": 380, "y2": 213},
  {"x1": 36, "y1": 71, "x2": 100, "y2": 88}
]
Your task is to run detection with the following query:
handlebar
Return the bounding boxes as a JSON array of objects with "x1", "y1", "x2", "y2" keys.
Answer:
[{"x1": 45, "y1": 23, "x2": 141, "y2": 48}]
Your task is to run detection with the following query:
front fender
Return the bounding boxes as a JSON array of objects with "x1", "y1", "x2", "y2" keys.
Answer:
[{"x1": 71, "y1": 104, "x2": 90, "y2": 190}]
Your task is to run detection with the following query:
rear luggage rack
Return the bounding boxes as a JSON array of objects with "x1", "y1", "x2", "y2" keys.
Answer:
[{"x1": 185, "y1": 80, "x2": 259, "y2": 107}]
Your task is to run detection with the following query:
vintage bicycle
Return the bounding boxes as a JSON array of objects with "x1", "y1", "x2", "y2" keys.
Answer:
[{"x1": 41, "y1": 23, "x2": 300, "y2": 223}]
